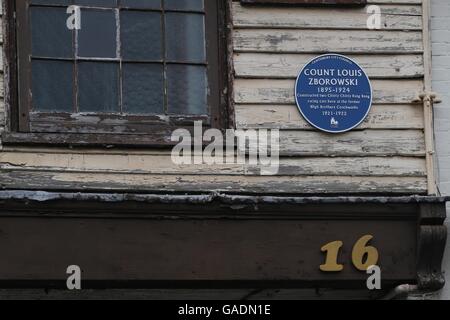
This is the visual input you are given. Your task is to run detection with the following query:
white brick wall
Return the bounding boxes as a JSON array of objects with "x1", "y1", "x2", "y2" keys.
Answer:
[{"x1": 432, "y1": 0, "x2": 450, "y2": 300}]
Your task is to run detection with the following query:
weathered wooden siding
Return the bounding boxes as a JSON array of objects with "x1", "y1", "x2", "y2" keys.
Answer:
[
  {"x1": 0, "y1": 0, "x2": 430, "y2": 195},
  {"x1": 231, "y1": 0, "x2": 428, "y2": 194}
]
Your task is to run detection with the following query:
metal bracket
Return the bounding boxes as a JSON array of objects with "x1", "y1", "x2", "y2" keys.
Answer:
[{"x1": 413, "y1": 91, "x2": 442, "y2": 104}]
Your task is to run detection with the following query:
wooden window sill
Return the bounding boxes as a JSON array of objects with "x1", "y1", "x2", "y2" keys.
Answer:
[{"x1": 1, "y1": 131, "x2": 185, "y2": 149}]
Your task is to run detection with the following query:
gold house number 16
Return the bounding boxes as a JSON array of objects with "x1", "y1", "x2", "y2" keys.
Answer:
[{"x1": 320, "y1": 235, "x2": 379, "y2": 272}]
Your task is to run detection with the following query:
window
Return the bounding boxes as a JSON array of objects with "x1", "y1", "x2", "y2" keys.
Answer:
[{"x1": 5, "y1": 0, "x2": 229, "y2": 146}]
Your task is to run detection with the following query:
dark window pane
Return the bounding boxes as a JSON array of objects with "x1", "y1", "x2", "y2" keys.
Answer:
[
  {"x1": 31, "y1": 60, "x2": 74, "y2": 112},
  {"x1": 123, "y1": 64, "x2": 164, "y2": 114},
  {"x1": 78, "y1": 62, "x2": 119, "y2": 112},
  {"x1": 31, "y1": 7, "x2": 73, "y2": 58},
  {"x1": 121, "y1": 0, "x2": 161, "y2": 9},
  {"x1": 166, "y1": 13, "x2": 205, "y2": 63},
  {"x1": 121, "y1": 11, "x2": 162, "y2": 61},
  {"x1": 167, "y1": 65, "x2": 207, "y2": 115},
  {"x1": 74, "y1": 0, "x2": 117, "y2": 7},
  {"x1": 164, "y1": 0, "x2": 204, "y2": 11},
  {"x1": 78, "y1": 9, "x2": 117, "y2": 58}
]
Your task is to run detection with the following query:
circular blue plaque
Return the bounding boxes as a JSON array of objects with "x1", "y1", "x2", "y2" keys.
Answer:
[{"x1": 295, "y1": 54, "x2": 373, "y2": 133}]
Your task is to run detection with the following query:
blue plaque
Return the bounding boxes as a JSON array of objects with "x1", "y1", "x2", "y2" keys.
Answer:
[{"x1": 295, "y1": 54, "x2": 373, "y2": 133}]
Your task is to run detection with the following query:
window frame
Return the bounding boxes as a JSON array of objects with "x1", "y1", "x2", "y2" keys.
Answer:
[{"x1": 3, "y1": 0, "x2": 231, "y2": 147}]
